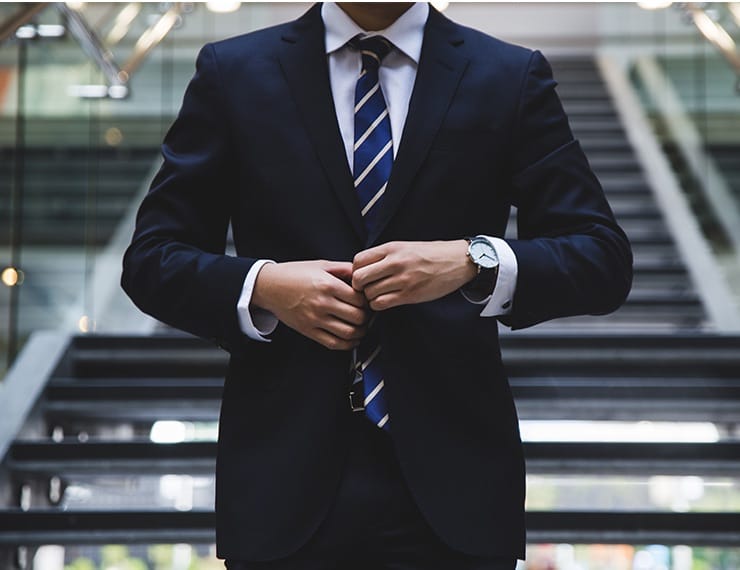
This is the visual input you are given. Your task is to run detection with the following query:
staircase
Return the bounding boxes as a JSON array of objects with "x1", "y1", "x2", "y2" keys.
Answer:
[
  {"x1": 537, "y1": 58, "x2": 708, "y2": 332},
  {"x1": 0, "y1": 145, "x2": 157, "y2": 247},
  {"x1": 1, "y1": 57, "x2": 739, "y2": 568},
  {"x1": 0, "y1": 121, "x2": 161, "y2": 346}
]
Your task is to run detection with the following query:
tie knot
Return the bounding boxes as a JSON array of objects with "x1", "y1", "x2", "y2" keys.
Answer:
[{"x1": 351, "y1": 35, "x2": 393, "y2": 70}]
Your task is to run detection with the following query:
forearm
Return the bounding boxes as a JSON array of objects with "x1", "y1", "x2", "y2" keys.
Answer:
[{"x1": 122, "y1": 235, "x2": 255, "y2": 348}]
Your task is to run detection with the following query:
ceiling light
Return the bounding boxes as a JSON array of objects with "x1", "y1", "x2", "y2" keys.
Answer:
[
  {"x1": 15, "y1": 25, "x2": 36, "y2": 39},
  {"x1": 108, "y1": 85, "x2": 129, "y2": 99},
  {"x1": 1, "y1": 267, "x2": 23, "y2": 287},
  {"x1": 205, "y1": 0, "x2": 241, "y2": 14},
  {"x1": 37, "y1": 24, "x2": 65, "y2": 38},
  {"x1": 637, "y1": 0, "x2": 673, "y2": 10},
  {"x1": 67, "y1": 84, "x2": 109, "y2": 98}
]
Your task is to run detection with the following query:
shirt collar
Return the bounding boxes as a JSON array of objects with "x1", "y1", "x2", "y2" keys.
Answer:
[{"x1": 322, "y1": 2, "x2": 429, "y2": 64}]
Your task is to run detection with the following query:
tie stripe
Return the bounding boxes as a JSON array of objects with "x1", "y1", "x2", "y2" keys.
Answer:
[
  {"x1": 351, "y1": 35, "x2": 393, "y2": 431},
  {"x1": 364, "y1": 379, "x2": 385, "y2": 406},
  {"x1": 354, "y1": 83, "x2": 380, "y2": 113},
  {"x1": 354, "y1": 139, "x2": 392, "y2": 187},
  {"x1": 361, "y1": 183, "x2": 387, "y2": 217},
  {"x1": 354, "y1": 109, "x2": 390, "y2": 151}
]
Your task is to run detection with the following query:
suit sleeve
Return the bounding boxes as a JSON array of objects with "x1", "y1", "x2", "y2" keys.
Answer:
[
  {"x1": 121, "y1": 43, "x2": 256, "y2": 351},
  {"x1": 504, "y1": 50, "x2": 633, "y2": 330}
]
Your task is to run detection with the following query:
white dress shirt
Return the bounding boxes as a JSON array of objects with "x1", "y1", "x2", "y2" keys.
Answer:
[{"x1": 237, "y1": 2, "x2": 518, "y2": 341}]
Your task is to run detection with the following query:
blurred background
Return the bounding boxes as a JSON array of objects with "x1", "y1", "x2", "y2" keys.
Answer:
[{"x1": 0, "y1": 2, "x2": 739, "y2": 569}]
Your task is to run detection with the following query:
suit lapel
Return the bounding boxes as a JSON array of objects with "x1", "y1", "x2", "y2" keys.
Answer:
[
  {"x1": 278, "y1": 5, "x2": 366, "y2": 242},
  {"x1": 366, "y1": 10, "x2": 469, "y2": 247}
]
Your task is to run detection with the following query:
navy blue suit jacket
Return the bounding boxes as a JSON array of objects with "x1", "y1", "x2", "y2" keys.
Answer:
[{"x1": 122, "y1": 4, "x2": 632, "y2": 562}]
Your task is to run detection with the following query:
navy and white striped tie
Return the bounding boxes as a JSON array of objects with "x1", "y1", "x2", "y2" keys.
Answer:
[{"x1": 352, "y1": 35, "x2": 393, "y2": 431}]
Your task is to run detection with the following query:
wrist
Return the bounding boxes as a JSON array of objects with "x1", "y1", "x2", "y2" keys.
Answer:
[
  {"x1": 251, "y1": 262, "x2": 279, "y2": 314},
  {"x1": 462, "y1": 236, "x2": 499, "y2": 301},
  {"x1": 458, "y1": 239, "x2": 479, "y2": 284}
]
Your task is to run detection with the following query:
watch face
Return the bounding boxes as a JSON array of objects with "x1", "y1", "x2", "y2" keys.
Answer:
[{"x1": 469, "y1": 238, "x2": 499, "y2": 269}]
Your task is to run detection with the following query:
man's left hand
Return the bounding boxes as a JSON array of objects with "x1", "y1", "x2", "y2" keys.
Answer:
[{"x1": 352, "y1": 240, "x2": 478, "y2": 311}]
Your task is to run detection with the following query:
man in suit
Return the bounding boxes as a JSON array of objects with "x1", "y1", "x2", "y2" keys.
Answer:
[{"x1": 122, "y1": 3, "x2": 632, "y2": 569}]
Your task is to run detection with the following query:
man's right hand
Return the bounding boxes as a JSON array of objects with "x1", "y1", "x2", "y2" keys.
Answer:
[{"x1": 251, "y1": 260, "x2": 369, "y2": 350}]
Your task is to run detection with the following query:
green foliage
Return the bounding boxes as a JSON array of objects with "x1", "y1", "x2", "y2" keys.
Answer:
[
  {"x1": 148, "y1": 544, "x2": 173, "y2": 569},
  {"x1": 99, "y1": 545, "x2": 147, "y2": 570},
  {"x1": 63, "y1": 558, "x2": 95, "y2": 570}
]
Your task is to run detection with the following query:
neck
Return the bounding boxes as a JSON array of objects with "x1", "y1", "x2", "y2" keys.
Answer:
[{"x1": 337, "y1": 2, "x2": 414, "y2": 31}]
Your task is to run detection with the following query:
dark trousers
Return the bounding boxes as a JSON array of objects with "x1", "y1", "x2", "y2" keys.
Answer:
[{"x1": 225, "y1": 413, "x2": 517, "y2": 570}]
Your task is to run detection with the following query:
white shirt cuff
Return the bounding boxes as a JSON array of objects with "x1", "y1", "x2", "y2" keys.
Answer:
[
  {"x1": 477, "y1": 236, "x2": 518, "y2": 317},
  {"x1": 237, "y1": 259, "x2": 278, "y2": 342}
]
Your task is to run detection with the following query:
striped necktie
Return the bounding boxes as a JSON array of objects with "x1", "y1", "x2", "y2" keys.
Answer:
[{"x1": 352, "y1": 35, "x2": 393, "y2": 431}]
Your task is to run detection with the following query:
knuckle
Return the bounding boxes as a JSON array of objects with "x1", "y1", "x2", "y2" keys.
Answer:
[
  {"x1": 336, "y1": 326, "x2": 352, "y2": 340},
  {"x1": 316, "y1": 279, "x2": 332, "y2": 295}
]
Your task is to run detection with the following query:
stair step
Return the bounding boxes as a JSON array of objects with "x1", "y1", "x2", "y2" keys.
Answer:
[
  {"x1": 7, "y1": 441, "x2": 740, "y2": 476},
  {"x1": 0, "y1": 510, "x2": 736, "y2": 546}
]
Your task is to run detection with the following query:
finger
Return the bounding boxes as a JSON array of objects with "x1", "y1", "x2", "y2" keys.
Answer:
[
  {"x1": 328, "y1": 301, "x2": 368, "y2": 326},
  {"x1": 313, "y1": 328, "x2": 361, "y2": 351},
  {"x1": 332, "y1": 281, "x2": 369, "y2": 309},
  {"x1": 313, "y1": 264, "x2": 367, "y2": 308},
  {"x1": 352, "y1": 257, "x2": 398, "y2": 291},
  {"x1": 323, "y1": 261, "x2": 354, "y2": 284},
  {"x1": 320, "y1": 317, "x2": 366, "y2": 341},
  {"x1": 363, "y1": 279, "x2": 402, "y2": 304},
  {"x1": 353, "y1": 243, "x2": 392, "y2": 271},
  {"x1": 369, "y1": 292, "x2": 404, "y2": 311}
]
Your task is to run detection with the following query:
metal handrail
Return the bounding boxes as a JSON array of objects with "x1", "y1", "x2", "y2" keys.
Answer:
[
  {"x1": 0, "y1": 510, "x2": 738, "y2": 546},
  {"x1": 0, "y1": 332, "x2": 69, "y2": 462},
  {"x1": 56, "y1": 3, "x2": 126, "y2": 89},
  {"x1": 0, "y1": 3, "x2": 47, "y2": 45},
  {"x1": 53, "y1": 2, "x2": 183, "y2": 98},
  {"x1": 684, "y1": 3, "x2": 740, "y2": 92},
  {"x1": 120, "y1": 3, "x2": 182, "y2": 79}
]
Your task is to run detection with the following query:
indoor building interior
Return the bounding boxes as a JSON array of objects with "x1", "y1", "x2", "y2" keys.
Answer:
[{"x1": 0, "y1": 2, "x2": 739, "y2": 569}]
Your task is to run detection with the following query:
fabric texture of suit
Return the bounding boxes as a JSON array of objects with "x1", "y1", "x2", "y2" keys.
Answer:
[{"x1": 122, "y1": 4, "x2": 633, "y2": 563}]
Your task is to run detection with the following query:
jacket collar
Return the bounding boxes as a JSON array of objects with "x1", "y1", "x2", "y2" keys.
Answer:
[{"x1": 279, "y1": 5, "x2": 469, "y2": 247}]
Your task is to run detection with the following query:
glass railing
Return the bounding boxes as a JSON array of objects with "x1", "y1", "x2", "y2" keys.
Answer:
[
  {"x1": 0, "y1": 3, "x2": 196, "y2": 375},
  {"x1": 623, "y1": 2, "x2": 740, "y2": 316},
  {"x1": 633, "y1": 51, "x2": 740, "y2": 253},
  {"x1": 589, "y1": 1, "x2": 740, "y2": 330}
]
